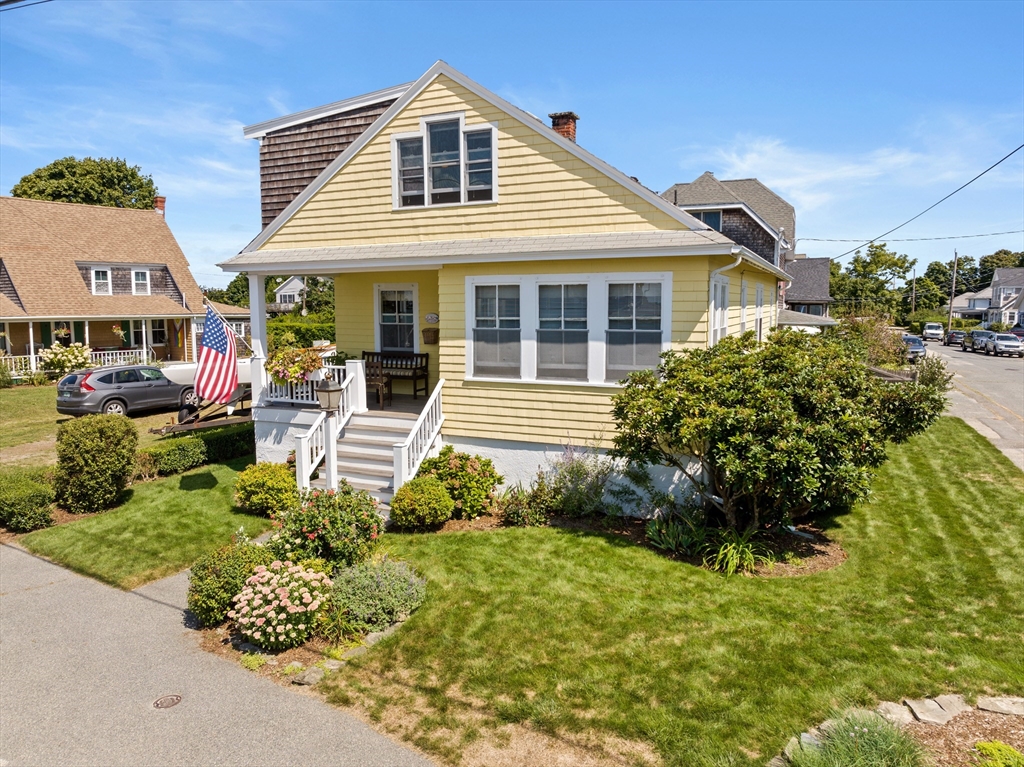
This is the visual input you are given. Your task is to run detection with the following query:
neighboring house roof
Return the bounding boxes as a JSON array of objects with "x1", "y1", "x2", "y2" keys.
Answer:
[
  {"x1": 0, "y1": 196, "x2": 204, "y2": 319},
  {"x1": 784, "y1": 258, "x2": 833, "y2": 303},
  {"x1": 662, "y1": 172, "x2": 796, "y2": 242},
  {"x1": 776, "y1": 308, "x2": 838, "y2": 327},
  {"x1": 236, "y1": 60, "x2": 728, "y2": 258},
  {"x1": 223, "y1": 229, "x2": 762, "y2": 274},
  {"x1": 207, "y1": 300, "x2": 250, "y2": 319}
]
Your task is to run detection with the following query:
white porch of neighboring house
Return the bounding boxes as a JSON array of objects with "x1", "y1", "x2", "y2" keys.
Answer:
[
  {"x1": 0, "y1": 316, "x2": 202, "y2": 377},
  {"x1": 245, "y1": 275, "x2": 443, "y2": 505}
]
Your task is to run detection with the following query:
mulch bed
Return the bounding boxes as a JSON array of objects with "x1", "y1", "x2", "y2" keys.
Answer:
[
  {"x1": 198, "y1": 625, "x2": 336, "y2": 686},
  {"x1": 906, "y1": 709, "x2": 1024, "y2": 766}
]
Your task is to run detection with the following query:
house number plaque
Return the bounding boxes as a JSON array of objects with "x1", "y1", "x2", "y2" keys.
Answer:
[{"x1": 425, "y1": 313, "x2": 439, "y2": 324}]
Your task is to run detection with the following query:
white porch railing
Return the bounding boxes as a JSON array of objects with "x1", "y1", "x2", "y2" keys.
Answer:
[
  {"x1": 0, "y1": 355, "x2": 36, "y2": 375},
  {"x1": 393, "y1": 379, "x2": 445, "y2": 489},
  {"x1": 294, "y1": 361, "x2": 366, "y2": 490},
  {"x1": 90, "y1": 349, "x2": 152, "y2": 366},
  {"x1": 267, "y1": 364, "x2": 347, "y2": 406}
]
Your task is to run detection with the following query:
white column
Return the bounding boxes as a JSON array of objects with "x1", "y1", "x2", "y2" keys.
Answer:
[
  {"x1": 248, "y1": 273, "x2": 269, "y2": 406},
  {"x1": 190, "y1": 318, "x2": 198, "y2": 362},
  {"x1": 84, "y1": 321, "x2": 90, "y2": 348},
  {"x1": 325, "y1": 412, "x2": 339, "y2": 491},
  {"x1": 345, "y1": 359, "x2": 368, "y2": 414},
  {"x1": 140, "y1": 319, "x2": 148, "y2": 363},
  {"x1": 28, "y1": 322, "x2": 36, "y2": 372}
]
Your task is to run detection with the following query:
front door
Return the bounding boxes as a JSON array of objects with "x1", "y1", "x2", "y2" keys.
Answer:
[{"x1": 378, "y1": 285, "x2": 416, "y2": 352}]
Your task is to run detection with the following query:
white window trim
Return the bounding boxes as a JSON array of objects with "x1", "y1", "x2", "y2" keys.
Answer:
[
  {"x1": 132, "y1": 269, "x2": 150, "y2": 296},
  {"x1": 149, "y1": 319, "x2": 168, "y2": 346},
  {"x1": 755, "y1": 284, "x2": 765, "y2": 342},
  {"x1": 465, "y1": 271, "x2": 672, "y2": 386},
  {"x1": 374, "y1": 282, "x2": 420, "y2": 354},
  {"x1": 740, "y1": 280, "x2": 748, "y2": 334},
  {"x1": 390, "y1": 112, "x2": 500, "y2": 210},
  {"x1": 710, "y1": 276, "x2": 730, "y2": 346},
  {"x1": 91, "y1": 268, "x2": 111, "y2": 296}
]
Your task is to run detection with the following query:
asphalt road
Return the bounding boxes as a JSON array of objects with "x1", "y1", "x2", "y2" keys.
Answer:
[
  {"x1": 927, "y1": 340, "x2": 1024, "y2": 470},
  {"x1": 0, "y1": 544, "x2": 431, "y2": 767}
]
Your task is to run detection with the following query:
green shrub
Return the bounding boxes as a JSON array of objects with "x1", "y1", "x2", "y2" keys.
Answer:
[
  {"x1": 418, "y1": 445, "x2": 502, "y2": 519},
  {"x1": 234, "y1": 462, "x2": 298, "y2": 516},
  {"x1": 142, "y1": 436, "x2": 207, "y2": 476},
  {"x1": 229, "y1": 560, "x2": 332, "y2": 651},
  {"x1": 195, "y1": 422, "x2": 254, "y2": 462},
  {"x1": 267, "y1": 484, "x2": 381, "y2": 566},
  {"x1": 499, "y1": 475, "x2": 551, "y2": 527},
  {"x1": 976, "y1": 741, "x2": 1024, "y2": 767},
  {"x1": 645, "y1": 511, "x2": 707, "y2": 555},
  {"x1": 704, "y1": 528, "x2": 773, "y2": 576},
  {"x1": 389, "y1": 476, "x2": 454, "y2": 529},
  {"x1": 548, "y1": 442, "x2": 613, "y2": 518},
  {"x1": 0, "y1": 364, "x2": 12, "y2": 389},
  {"x1": 0, "y1": 467, "x2": 55, "y2": 532},
  {"x1": 787, "y1": 710, "x2": 929, "y2": 767},
  {"x1": 328, "y1": 556, "x2": 426, "y2": 633},
  {"x1": 267, "y1": 320, "x2": 335, "y2": 351},
  {"x1": 55, "y1": 414, "x2": 138, "y2": 513},
  {"x1": 187, "y1": 542, "x2": 275, "y2": 627}
]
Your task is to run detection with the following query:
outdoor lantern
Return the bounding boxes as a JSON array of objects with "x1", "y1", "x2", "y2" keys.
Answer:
[{"x1": 315, "y1": 375, "x2": 343, "y2": 412}]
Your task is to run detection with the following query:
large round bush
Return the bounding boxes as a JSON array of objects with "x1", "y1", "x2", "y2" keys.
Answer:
[
  {"x1": 187, "y1": 542, "x2": 275, "y2": 627},
  {"x1": 329, "y1": 556, "x2": 426, "y2": 633},
  {"x1": 267, "y1": 483, "x2": 381, "y2": 567},
  {"x1": 389, "y1": 475, "x2": 454, "y2": 529},
  {"x1": 417, "y1": 445, "x2": 502, "y2": 519},
  {"x1": 234, "y1": 462, "x2": 298, "y2": 516},
  {"x1": 55, "y1": 414, "x2": 138, "y2": 513},
  {"x1": 229, "y1": 560, "x2": 331, "y2": 651}
]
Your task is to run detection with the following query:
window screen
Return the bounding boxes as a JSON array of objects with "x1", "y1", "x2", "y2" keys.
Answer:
[
  {"x1": 428, "y1": 121, "x2": 461, "y2": 204},
  {"x1": 398, "y1": 138, "x2": 425, "y2": 207},
  {"x1": 537, "y1": 284, "x2": 588, "y2": 380},
  {"x1": 606, "y1": 282, "x2": 662, "y2": 381},
  {"x1": 473, "y1": 285, "x2": 520, "y2": 378}
]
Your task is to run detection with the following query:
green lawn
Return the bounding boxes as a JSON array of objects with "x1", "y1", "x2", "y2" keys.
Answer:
[
  {"x1": 323, "y1": 417, "x2": 1024, "y2": 766},
  {"x1": 20, "y1": 457, "x2": 272, "y2": 589},
  {"x1": 0, "y1": 384, "x2": 197, "y2": 466}
]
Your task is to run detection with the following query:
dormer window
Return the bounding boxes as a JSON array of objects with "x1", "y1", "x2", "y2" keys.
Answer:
[
  {"x1": 92, "y1": 268, "x2": 111, "y2": 295},
  {"x1": 393, "y1": 115, "x2": 496, "y2": 209},
  {"x1": 689, "y1": 210, "x2": 722, "y2": 231},
  {"x1": 133, "y1": 269, "x2": 150, "y2": 295}
]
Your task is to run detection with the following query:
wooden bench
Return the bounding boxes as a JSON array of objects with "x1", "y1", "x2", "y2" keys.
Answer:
[{"x1": 361, "y1": 351, "x2": 429, "y2": 398}]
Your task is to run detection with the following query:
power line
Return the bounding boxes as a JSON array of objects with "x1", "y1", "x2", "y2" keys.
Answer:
[
  {"x1": 803, "y1": 229, "x2": 1024, "y2": 243},
  {"x1": 830, "y1": 143, "x2": 1024, "y2": 261},
  {"x1": 0, "y1": 0, "x2": 54, "y2": 12}
]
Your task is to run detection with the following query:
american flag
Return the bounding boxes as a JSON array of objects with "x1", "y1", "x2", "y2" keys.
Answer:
[{"x1": 195, "y1": 306, "x2": 238, "y2": 404}]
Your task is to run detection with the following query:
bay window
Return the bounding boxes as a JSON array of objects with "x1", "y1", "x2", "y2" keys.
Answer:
[{"x1": 473, "y1": 285, "x2": 521, "y2": 378}]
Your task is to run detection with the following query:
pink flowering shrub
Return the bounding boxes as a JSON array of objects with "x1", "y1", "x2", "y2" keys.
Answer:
[{"x1": 228, "y1": 561, "x2": 331, "y2": 651}]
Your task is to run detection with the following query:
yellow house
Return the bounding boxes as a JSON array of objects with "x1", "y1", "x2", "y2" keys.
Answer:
[{"x1": 220, "y1": 61, "x2": 786, "y2": 501}]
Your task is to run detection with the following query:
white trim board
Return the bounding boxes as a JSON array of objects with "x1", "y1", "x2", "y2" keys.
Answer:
[{"x1": 238, "y1": 60, "x2": 715, "y2": 255}]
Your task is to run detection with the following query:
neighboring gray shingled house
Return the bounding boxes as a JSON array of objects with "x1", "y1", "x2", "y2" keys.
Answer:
[
  {"x1": 661, "y1": 171, "x2": 795, "y2": 266},
  {"x1": 783, "y1": 256, "x2": 833, "y2": 317},
  {"x1": 985, "y1": 267, "x2": 1024, "y2": 326}
]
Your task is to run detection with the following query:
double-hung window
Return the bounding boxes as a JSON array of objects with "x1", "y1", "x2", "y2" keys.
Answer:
[
  {"x1": 537, "y1": 284, "x2": 588, "y2": 380},
  {"x1": 150, "y1": 319, "x2": 167, "y2": 345},
  {"x1": 133, "y1": 269, "x2": 150, "y2": 295},
  {"x1": 132, "y1": 319, "x2": 145, "y2": 347},
  {"x1": 473, "y1": 285, "x2": 520, "y2": 378},
  {"x1": 92, "y1": 268, "x2": 111, "y2": 295},
  {"x1": 606, "y1": 282, "x2": 662, "y2": 381},
  {"x1": 394, "y1": 116, "x2": 495, "y2": 208},
  {"x1": 711, "y1": 277, "x2": 729, "y2": 345},
  {"x1": 380, "y1": 289, "x2": 415, "y2": 350}
]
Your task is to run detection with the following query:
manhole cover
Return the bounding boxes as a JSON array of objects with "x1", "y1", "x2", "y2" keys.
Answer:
[{"x1": 153, "y1": 695, "x2": 181, "y2": 709}]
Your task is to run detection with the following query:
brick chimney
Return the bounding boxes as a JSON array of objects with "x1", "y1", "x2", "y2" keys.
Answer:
[
  {"x1": 154, "y1": 196, "x2": 166, "y2": 215},
  {"x1": 549, "y1": 112, "x2": 579, "y2": 143}
]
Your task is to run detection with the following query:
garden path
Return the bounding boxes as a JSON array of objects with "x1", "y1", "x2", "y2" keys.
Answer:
[{"x1": 0, "y1": 544, "x2": 431, "y2": 767}]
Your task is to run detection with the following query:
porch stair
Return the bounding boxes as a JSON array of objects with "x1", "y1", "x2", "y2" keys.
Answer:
[{"x1": 309, "y1": 409, "x2": 420, "y2": 506}]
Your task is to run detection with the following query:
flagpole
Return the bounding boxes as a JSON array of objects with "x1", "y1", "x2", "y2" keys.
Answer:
[{"x1": 202, "y1": 297, "x2": 254, "y2": 352}]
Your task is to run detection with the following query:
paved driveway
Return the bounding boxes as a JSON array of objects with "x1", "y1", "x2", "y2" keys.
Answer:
[
  {"x1": 928, "y1": 341, "x2": 1024, "y2": 470},
  {"x1": 0, "y1": 544, "x2": 431, "y2": 767}
]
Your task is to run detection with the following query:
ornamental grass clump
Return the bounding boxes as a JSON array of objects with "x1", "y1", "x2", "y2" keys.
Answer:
[
  {"x1": 229, "y1": 560, "x2": 331, "y2": 651},
  {"x1": 787, "y1": 711, "x2": 928, "y2": 767},
  {"x1": 267, "y1": 484, "x2": 381, "y2": 566}
]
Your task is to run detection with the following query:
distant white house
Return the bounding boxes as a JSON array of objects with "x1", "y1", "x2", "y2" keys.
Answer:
[
  {"x1": 985, "y1": 268, "x2": 1024, "y2": 327},
  {"x1": 269, "y1": 275, "x2": 305, "y2": 314}
]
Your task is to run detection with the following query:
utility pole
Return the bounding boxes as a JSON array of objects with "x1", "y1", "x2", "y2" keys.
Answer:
[
  {"x1": 911, "y1": 268, "x2": 917, "y2": 314},
  {"x1": 946, "y1": 250, "x2": 959, "y2": 332}
]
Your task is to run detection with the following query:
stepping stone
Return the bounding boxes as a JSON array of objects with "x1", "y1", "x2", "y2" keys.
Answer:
[
  {"x1": 800, "y1": 732, "x2": 821, "y2": 749},
  {"x1": 977, "y1": 696, "x2": 1024, "y2": 716},
  {"x1": 284, "y1": 661, "x2": 304, "y2": 673},
  {"x1": 323, "y1": 659, "x2": 343, "y2": 671},
  {"x1": 783, "y1": 737, "x2": 800, "y2": 759},
  {"x1": 341, "y1": 645, "x2": 367, "y2": 660},
  {"x1": 292, "y1": 666, "x2": 324, "y2": 686},
  {"x1": 935, "y1": 694, "x2": 971, "y2": 718},
  {"x1": 766, "y1": 757, "x2": 787, "y2": 767},
  {"x1": 905, "y1": 698, "x2": 953, "y2": 725},
  {"x1": 877, "y1": 701, "x2": 914, "y2": 727}
]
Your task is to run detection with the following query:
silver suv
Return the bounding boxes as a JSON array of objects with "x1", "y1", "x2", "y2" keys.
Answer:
[
  {"x1": 56, "y1": 365, "x2": 199, "y2": 416},
  {"x1": 922, "y1": 322, "x2": 944, "y2": 342},
  {"x1": 985, "y1": 334, "x2": 1024, "y2": 358}
]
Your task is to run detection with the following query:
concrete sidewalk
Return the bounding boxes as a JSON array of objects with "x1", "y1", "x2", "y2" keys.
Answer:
[{"x1": 0, "y1": 544, "x2": 431, "y2": 767}]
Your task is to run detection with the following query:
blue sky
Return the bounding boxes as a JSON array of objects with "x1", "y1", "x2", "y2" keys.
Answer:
[{"x1": 1, "y1": 0, "x2": 1022, "y2": 287}]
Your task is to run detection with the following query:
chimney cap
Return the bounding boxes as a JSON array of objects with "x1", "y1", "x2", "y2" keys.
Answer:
[{"x1": 548, "y1": 111, "x2": 580, "y2": 121}]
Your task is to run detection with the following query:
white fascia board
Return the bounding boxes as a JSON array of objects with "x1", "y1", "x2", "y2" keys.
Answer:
[
  {"x1": 677, "y1": 202, "x2": 781, "y2": 240},
  {"x1": 240, "y1": 60, "x2": 713, "y2": 255},
  {"x1": 221, "y1": 243, "x2": 747, "y2": 275},
  {"x1": 242, "y1": 82, "x2": 413, "y2": 139}
]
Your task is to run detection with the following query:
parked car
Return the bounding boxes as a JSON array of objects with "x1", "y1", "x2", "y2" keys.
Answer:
[
  {"x1": 56, "y1": 365, "x2": 199, "y2": 416},
  {"x1": 1010, "y1": 326, "x2": 1024, "y2": 340},
  {"x1": 944, "y1": 329, "x2": 966, "y2": 346},
  {"x1": 921, "y1": 322, "x2": 944, "y2": 342},
  {"x1": 984, "y1": 334, "x2": 1024, "y2": 358},
  {"x1": 961, "y1": 329, "x2": 996, "y2": 353},
  {"x1": 902, "y1": 334, "x2": 926, "y2": 364}
]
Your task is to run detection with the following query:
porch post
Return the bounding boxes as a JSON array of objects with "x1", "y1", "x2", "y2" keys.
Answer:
[
  {"x1": 345, "y1": 359, "x2": 368, "y2": 414},
  {"x1": 248, "y1": 273, "x2": 268, "y2": 406},
  {"x1": 140, "y1": 319, "x2": 148, "y2": 363},
  {"x1": 190, "y1": 318, "x2": 198, "y2": 363},
  {"x1": 325, "y1": 411, "x2": 340, "y2": 491},
  {"x1": 28, "y1": 322, "x2": 36, "y2": 372},
  {"x1": 84, "y1": 321, "x2": 90, "y2": 348}
]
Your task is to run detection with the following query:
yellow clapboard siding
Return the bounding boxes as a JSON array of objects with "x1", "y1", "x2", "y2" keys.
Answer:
[{"x1": 263, "y1": 75, "x2": 686, "y2": 250}]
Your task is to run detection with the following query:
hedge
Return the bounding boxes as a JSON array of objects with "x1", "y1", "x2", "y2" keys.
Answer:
[
  {"x1": 0, "y1": 466, "x2": 54, "y2": 532},
  {"x1": 267, "y1": 320, "x2": 335, "y2": 350},
  {"x1": 136, "y1": 422, "x2": 255, "y2": 481}
]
